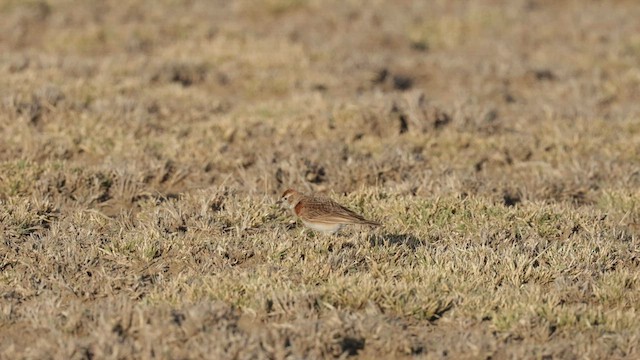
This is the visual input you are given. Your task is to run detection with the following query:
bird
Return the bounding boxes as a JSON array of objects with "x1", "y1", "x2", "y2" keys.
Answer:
[{"x1": 280, "y1": 188, "x2": 381, "y2": 234}]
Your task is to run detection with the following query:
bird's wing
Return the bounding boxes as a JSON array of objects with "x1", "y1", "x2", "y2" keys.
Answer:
[{"x1": 299, "y1": 197, "x2": 380, "y2": 226}]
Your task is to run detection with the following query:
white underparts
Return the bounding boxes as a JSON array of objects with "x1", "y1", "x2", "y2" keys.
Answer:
[{"x1": 302, "y1": 220, "x2": 343, "y2": 234}]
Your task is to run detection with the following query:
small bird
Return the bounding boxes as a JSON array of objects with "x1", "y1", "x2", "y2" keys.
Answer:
[{"x1": 280, "y1": 188, "x2": 381, "y2": 234}]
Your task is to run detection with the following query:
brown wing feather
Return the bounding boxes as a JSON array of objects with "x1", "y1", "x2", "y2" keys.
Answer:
[{"x1": 298, "y1": 196, "x2": 380, "y2": 226}]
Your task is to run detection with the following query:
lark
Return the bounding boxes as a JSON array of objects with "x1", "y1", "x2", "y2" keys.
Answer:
[{"x1": 280, "y1": 188, "x2": 381, "y2": 234}]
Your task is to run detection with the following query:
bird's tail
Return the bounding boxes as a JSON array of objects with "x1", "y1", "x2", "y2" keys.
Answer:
[{"x1": 360, "y1": 219, "x2": 381, "y2": 227}]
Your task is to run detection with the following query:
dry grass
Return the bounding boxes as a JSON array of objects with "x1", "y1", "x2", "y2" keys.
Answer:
[{"x1": 1, "y1": 0, "x2": 640, "y2": 358}]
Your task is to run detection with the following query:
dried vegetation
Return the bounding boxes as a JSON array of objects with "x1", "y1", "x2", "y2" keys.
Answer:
[{"x1": 1, "y1": 0, "x2": 640, "y2": 358}]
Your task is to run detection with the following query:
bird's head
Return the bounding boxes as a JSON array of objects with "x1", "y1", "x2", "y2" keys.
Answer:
[{"x1": 280, "y1": 188, "x2": 302, "y2": 209}]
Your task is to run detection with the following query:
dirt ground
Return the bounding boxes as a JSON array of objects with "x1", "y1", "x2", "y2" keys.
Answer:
[{"x1": 1, "y1": 0, "x2": 640, "y2": 358}]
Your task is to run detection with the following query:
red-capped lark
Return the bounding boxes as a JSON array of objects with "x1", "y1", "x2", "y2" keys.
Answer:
[{"x1": 280, "y1": 188, "x2": 381, "y2": 234}]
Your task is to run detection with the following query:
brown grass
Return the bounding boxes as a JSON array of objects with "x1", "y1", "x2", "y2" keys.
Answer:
[{"x1": 1, "y1": 0, "x2": 640, "y2": 358}]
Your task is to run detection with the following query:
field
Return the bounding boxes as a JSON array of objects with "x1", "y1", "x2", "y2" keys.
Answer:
[{"x1": 1, "y1": 0, "x2": 640, "y2": 358}]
